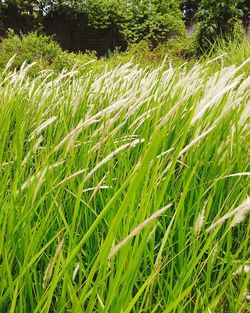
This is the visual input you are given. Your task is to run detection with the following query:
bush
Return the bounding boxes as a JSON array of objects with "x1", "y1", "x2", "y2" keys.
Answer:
[
  {"x1": 105, "y1": 37, "x2": 196, "y2": 69},
  {"x1": 116, "y1": 0, "x2": 185, "y2": 46},
  {"x1": 196, "y1": 0, "x2": 243, "y2": 53},
  {"x1": 0, "y1": 30, "x2": 101, "y2": 75},
  {"x1": 1, "y1": 1, "x2": 186, "y2": 50},
  {"x1": 53, "y1": 51, "x2": 98, "y2": 73},
  {"x1": 0, "y1": 30, "x2": 63, "y2": 73}
]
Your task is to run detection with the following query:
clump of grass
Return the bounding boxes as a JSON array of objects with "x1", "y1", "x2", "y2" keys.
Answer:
[{"x1": 0, "y1": 54, "x2": 249, "y2": 312}]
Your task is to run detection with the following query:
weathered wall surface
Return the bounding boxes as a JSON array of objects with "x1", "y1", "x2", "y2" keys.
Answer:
[
  {"x1": 0, "y1": 6, "x2": 34, "y2": 35},
  {"x1": 244, "y1": 23, "x2": 250, "y2": 38},
  {"x1": 1, "y1": 8, "x2": 249, "y2": 54},
  {"x1": 43, "y1": 13, "x2": 126, "y2": 55},
  {"x1": 0, "y1": 9, "x2": 126, "y2": 56},
  {"x1": 186, "y1": 20, "x2": 250, "y2": 38}
]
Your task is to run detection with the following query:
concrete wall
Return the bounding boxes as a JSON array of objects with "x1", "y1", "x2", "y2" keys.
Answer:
[
  {"x1": 187, "y1": 21, "x2": 195, "y2": 36},
  {"x1": 186, "y1": 21, "x2": 250, "y2": 38},
  {"x1": 43, "y1": 13, "x2": 126, "y2": 56},
  {"x1": 0, "y1": 6, "x2": 34, "y2": 36},
  {"x1": 0, "y1": 9, "x2": 126, "y2": 56},
  {"x1": 244, "y1": 23, "x2": 250, "y2": 38},
  {"x1": 0, "y1": 8, "x2": 249, "y2": 55}
]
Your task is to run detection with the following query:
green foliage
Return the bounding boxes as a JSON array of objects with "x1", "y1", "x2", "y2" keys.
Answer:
[
  {"x1": 0, "y1": 31, "x2": 103, "y2": 76},
  {"x1": 53, "y1": 50, "x2": 99, "y2": 73},
  {"x1": 202, "y1": 39, "x2": 250, "y2": 75},
  {"x1": 68, "y1": 0, "x2": 186, "y2": 45},
  {"x1": 0, "y1": 49, "x2": 249, "y2": 312},
  {"x1": 0, "y1": 0, "x2": 185, "y2": 47},
  {"x1": 0, "y1": 0, "x2": 40, "y2": 19},
  {"x1": 0, "y1": 31, "x2": 63, "y2": 73},
  {"x1": 108, "y1": 37, "x2": 196, "y2": 68},
  {"x1": 196, "y1": 0, "x2": 244, "y2": 52},
  {"x1": 116, "y1": 0, "x2": 185, "y2": 45},
  {"x1": 1, "y1": 0, "x2": 249, "y2": 53},
  {"x1": 240, "y1": 0, "x2": 250, "y2": 26},
  {"x1": 1, "y1": 30, "x2": 249, "y2": 78},
  {"x1": 84, "y1": 0, "x2": 119, "y2": 29}
]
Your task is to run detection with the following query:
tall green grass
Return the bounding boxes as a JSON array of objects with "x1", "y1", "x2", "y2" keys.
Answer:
[{"x1": 0, "y1": 55, "x2": 249, "y2": 312}]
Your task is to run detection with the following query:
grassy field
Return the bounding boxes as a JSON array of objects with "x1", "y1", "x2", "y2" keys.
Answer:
[{"x1": 0, "y1": 55, "x2": 249, "y2": 312}]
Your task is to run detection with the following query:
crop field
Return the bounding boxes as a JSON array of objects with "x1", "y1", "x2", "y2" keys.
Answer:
[{"x1": 0, "y1": 57, "x2": 249, "y2": 312}]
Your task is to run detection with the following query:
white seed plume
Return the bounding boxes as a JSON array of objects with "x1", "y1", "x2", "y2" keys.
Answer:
[
  {"x1": 207, "y1": 197, "x2": 250, "y2": 232},
  {"x1": 224, "y1": 172, "x2": 250, "y2": 178},
  {"x1": 55, "y1": 98, "x2": 128, "y2": 151},
  {"x1": 22, "y1": 136, "x2": 44, "y2": 166},
  {"x1": 84, "y1": 138, "x2": 144, "y2": 182},
  {"x1": 82, "y1": 186, "x2": 110, "y2": 193},
  {"x1": 194, "y1": 207, "x2": 205, "y2": 234},
  {"x1": 53, "y1": 168, "x2": 86, "y2": 189},
  {"x1": 18, "y1": 161, "x2": 65, "y2": 194},
  {"x1": 54, "y1": 139, "x2": 144, "y2": 188},
  {"x1": 55, "y1": 118, "x2": 99, "y2": 151},
  {"x1": 29, "y1": 116, "x2": 57, "y2": 140},
  {"x1": 245, "y1": 292, "x2": 250, "y2": 301},
  {"x1": 108, "y1": 203, "x2": 172, "y2": 258},
  {"x1": 233, "y1": 265, "x2": 250, "y2": 276},
  {"x1": 161, "y1": 126, "x2": 216, "y2": 177},
  {"x1": 90, "y1": 174, "x2": 109, "y2": 200},
  {"x1": 32, "y1": 167, "x2": 47, "y2": 204},
  {"x1": 43, "y1": 237, "x2": 64, "y2": 288},
  {"x1": 72, "y1": 263, "x2": 80, "y2": 281},
  {"x1": 231, "y1": 197, "x2": 250, "y2": 227},
  {"x1": 192, "y1": 78, "x2": 240, "y2": 124},
  {"x1": 180, "y1": 125, "x2": 216, "y2": 156},
  {"x1": 231, "y1": 210, "x2": 249, "y2": 227}
]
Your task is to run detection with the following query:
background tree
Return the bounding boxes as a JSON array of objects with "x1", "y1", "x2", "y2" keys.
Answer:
[
  {"x1": 1, "y1": 0, "x2": 249, "y2": 53},
  {"x1": 240, "y1": 0, "x2": 250, "y2": 27},
  {"x1": 196, "y1": 0, "x2": 244, "y2": 52},
  {"x1": 116, "y1": 0, "x2": 185, "y2": 46},
  {"x1": 0, "y1": 0, "x2": 185, "y2": 45}
]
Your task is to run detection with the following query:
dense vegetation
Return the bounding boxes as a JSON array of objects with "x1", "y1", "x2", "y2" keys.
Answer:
[
  {"x1": 0, "y1": 0, "x2": 249, "y2": 50},
  {"x1": 0, "y1": 40, "x2": 249, "y2": 313},
  {"x1": 0, "y1": 1, "x2": 249, "y2": 313}
]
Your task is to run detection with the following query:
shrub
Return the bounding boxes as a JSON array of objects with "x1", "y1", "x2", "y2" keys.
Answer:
[
  {"x1": 196, "y1": 0, "x2": 243, "y2": 53},
  {"x1": 53, "y1": 51, "x2": 97, "y2": 72},
  {"x1": 0, "y1": 30, "x2": 63, "y2": 73},
  {"x1": 1, "y1": 1, "x2": 186, "y2": 49},
  {"x1": 116, "y1": 0, "x2": 185, "y2": 46},
  {"x1": 107, "y1": 37, "x2": 196, "y2": 68}
]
